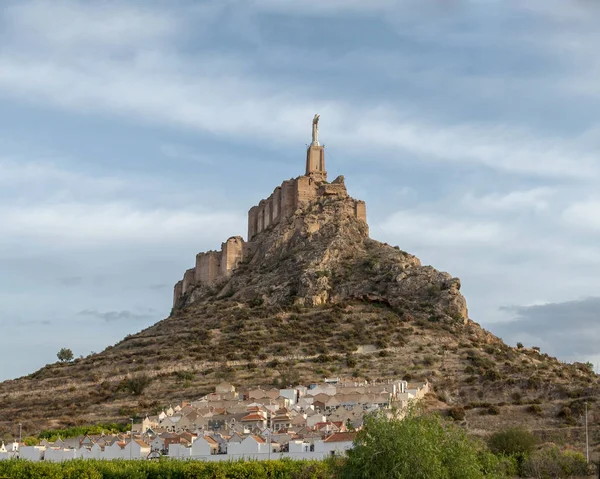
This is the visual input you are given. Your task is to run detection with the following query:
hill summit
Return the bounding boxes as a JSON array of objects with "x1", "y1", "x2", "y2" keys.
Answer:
[
  {"x1": 1, "y1": 116, "x2": 598, "y2": 444},
  {"x1": 173, "y1": 114, "x2": 467, "y2": 325}
]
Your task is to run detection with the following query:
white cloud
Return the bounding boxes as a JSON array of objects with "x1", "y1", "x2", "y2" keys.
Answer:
[
  {"x1": 462, "y1": 187, "x2": 555, "y2": 212},
  {"x1": 563, "y1": 199, "x2": 600, "y2": 231},
  {"x1": 3, "y1": 1, "x2": 179, "y2": 49},
  {"x1": 0, "y1": 1, "x2": 596, "y2": 180},
  {"x1": 0, "y1": 202, "x2": 243, "y2": 245},
  {"x1": 380, "y1": 210, "x2": 505, "y2": 246}
]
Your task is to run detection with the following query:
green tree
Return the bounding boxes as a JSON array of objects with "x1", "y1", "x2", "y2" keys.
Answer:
[
  {"x1": 57, "y1": 348, "x2": 74, "y2": 362},
  {"x1": 22, "y1": 436, "x2": 39, "y2": 446},
  {"x1": 340, "y1": 407, "x2": 512, "y2": 479}
]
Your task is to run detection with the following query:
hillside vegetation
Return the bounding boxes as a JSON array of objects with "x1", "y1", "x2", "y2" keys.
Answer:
[{"x1": 1, "y1": 196, "x2": 598, "y2": 450}]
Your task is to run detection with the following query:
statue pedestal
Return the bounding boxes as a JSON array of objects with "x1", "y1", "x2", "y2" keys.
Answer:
[{"x1": 306, "y1": 145, "x2": 327, "y2": 181}]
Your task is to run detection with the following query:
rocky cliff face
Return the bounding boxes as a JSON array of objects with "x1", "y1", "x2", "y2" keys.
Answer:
[{"x1": 182, "y1": 196, "x2": 468, "y2": 323}]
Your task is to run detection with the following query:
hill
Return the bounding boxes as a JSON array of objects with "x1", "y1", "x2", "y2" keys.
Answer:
[{"x1": 1, "y1": 123, "x2": 598, "y2": 448}]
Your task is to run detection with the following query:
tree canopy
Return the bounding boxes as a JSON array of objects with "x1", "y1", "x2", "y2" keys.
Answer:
[
  {"x1": 340, "y1": 408, "x2": 512, "y2": 479},
  {"x1": 56, "y1": 348, "x2": 74, "y2": 362}
]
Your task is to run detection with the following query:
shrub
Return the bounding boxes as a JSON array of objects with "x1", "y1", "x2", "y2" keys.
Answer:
[
  {"x1": 340, "y1": 408, "x2": 510, "y2": 478},
  {"x1": 57, "y1": 348, "x2": 74, "y2": 362},
  {"x1": 125, "y1": 374, "x2": 152, "y2": 396},
  {"x1": 449, "y1": 406, "x2": 466, "y2": 421},
  {"x1": 488, "y1": 427, "x2": 537, "y2": 457},
  {"x1": 527, "y1": 404, "x2": 543, "y2": 416},
  {"x1": 422, "y1": 355, "x2": 435, "y2": 366},
  {"x1": 522, "y1": 446, "x2": 591, "y2": 478},
  {"x1": 516, "y1": 342, "x2": 523, "y2": 349},
  {"x1": 486, "y1": 405, "x2": 500, "y2": 415}
]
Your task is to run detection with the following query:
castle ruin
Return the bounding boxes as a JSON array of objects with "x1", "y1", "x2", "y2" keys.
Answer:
[{"x1": 173, "y1": 115, "x2": 368, "y2": 306}]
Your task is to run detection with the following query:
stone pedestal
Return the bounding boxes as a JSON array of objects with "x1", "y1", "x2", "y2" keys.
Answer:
[{"x1": 306, "y1": 145, "x2": 327, "y2": 181}]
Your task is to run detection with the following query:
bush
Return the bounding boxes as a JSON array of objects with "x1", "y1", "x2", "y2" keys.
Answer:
[
  {"x1": 527, "y1": 404, "x2": 543, "y2": 416},
  {"x1": 522, "y1": 446, "x2": 591, "y2": 478},
  {"x1": 486, "y1": 405, "x2": 500, "y2": 415},
  {"x1": 125, "y1": 374, "x2": 152, "y2": 396},
  {"x1": 0, "y1": 458, "x2": 335, "y2": 479},
  {"x1": 340, "y1": 408, "x2": 511, "y2": 478},
  {"x1": 488, "y1": 427, "x2": 537, "y2": 457},
  {"x1": 57, "y1": 347, "x2": 74, "y2": 362},
  {"x1": 449, "y1": 406, "x2": 466, "y2": 421}
]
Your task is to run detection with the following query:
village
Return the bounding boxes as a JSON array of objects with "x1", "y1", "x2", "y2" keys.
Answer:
[{"x1": 0, "y1": 378, "x2": 428, "y2": 462}]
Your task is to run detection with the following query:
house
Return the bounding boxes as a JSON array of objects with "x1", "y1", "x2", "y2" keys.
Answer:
[
  {"x1": 104, "y1": 440, "x2": 127, "y2": 460},
  {"x1": 168, "y1": 442, "x2": 191, "y2": 459},
  {"x1": 191, "y1": 435, "x2": 219, "y2": 457},
  {"x1": 279, "y1": 388, "x2": 298, "y2": 405},
  {"x1": 19, "y1": 445, "x2": 45, "y2": 461},
  {"x1": 306, "y1": 412, "x2": 327, "y2": 427},
  {"x1": 45, "y1": 447, "x2": 78, "y2": 462},
  {"x1": 123, "y1": 439, "x2": 151, "y2": 460},
  {"x1": 314, "y1": 432, "x2": 357, "y2": 457},
  {"x1": 272, "y1": 408, "x2": 292, "y2": 431},
  {"x1": 288, "y1": 440, "x2": 313, "y2": 456},
  {"x1": 227, "y1": 435, "x2": 269, "y2": 456},
  {"x1": 240, "y1": 411, "x2": 267, "y2": 430}
]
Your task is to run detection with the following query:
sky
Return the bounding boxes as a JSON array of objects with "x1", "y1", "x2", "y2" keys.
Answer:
[{"x1": 1, "y1": 0, "x2": 599, "y2": 381}]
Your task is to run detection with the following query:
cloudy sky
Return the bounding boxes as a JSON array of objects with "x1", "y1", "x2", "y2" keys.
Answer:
[{"x1": 1, "y1": 0, "x2": 599, "y2": 381}]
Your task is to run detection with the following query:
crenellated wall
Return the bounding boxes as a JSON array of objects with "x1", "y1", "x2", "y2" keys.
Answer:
[{"x1": 173, "y1": 135, "x2": 369, "y2": 307}]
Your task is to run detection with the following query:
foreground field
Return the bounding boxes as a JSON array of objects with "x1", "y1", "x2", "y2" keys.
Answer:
[{"x1": 0, "y1": 458, "x2": 334, "y2": 479}]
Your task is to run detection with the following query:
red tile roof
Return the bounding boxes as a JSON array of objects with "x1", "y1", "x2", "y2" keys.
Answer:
[{"x1": 324, "y1": 432, "x2": 357, "y2": 443}]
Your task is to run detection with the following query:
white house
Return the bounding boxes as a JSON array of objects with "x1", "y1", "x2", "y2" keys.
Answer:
[
  {"x1": 45, "y1": 447, "x2": 78, "y2": 462},
  {"x1": 18, "y1": 445, "x2": 45, "y2": 461},
  {"x1": 123, "y1": 440, "x2": 151, "y2": 460},
  {"x1": 227, "y1": 435, "x2": 269, "y2": 457},
  {"x1": 314, "y1": 432, "x2": 356, "y2": 457},
  {"x1": 191, "y1": 435, "x2": 219, "y2": 457},
  {"x1": 168, "y1": 443, "x2": 191, "y2": 459}
]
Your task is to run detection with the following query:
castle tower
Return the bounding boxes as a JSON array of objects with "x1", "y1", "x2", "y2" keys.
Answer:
[{"x1": 306, "y1": 114, "x2": 327, "y2": 182}]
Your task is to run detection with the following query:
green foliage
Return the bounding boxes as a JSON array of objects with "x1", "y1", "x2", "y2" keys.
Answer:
[
  {"x1": 22, "y1": 436, "x2": 39, "y2": 446},
  {"x1": 38, "y1": 423, "x2": 129, "y2": 441},
  {"x1": 0, "y1": 458, "x2": 334, "y2": 478},
  {"x1": 57, "y1": 347, "x2": 74, "y2": 362},
  {"x1": 340, "y1": 408, "x2": 510, "y2": 479},
  {"x1": 516, "y1": 342, "x2": 523, "y2": 349},
  {"x1": 124, "y1": 374, "x2": 152, "y2": 396},
  {"x1": 521, "y1": 446, "x2": 591, "y2": 478},
  {"x1": 488, "y1": 427, "x2": 537, "y2": 457}
]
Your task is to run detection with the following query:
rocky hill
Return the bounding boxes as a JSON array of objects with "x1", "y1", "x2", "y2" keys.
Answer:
[{"x1": 1, "y1": 192, "x2": 598, "y2": 448}]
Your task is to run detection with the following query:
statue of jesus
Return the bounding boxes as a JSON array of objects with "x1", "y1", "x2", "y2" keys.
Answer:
[{"x1": 312, "y1": 114, "x2": 320, "y2": 145}]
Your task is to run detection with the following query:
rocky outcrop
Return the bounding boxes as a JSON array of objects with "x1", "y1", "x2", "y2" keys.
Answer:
[{"x1": 182, "y1": 195, "x2": 468, "y2": 324}]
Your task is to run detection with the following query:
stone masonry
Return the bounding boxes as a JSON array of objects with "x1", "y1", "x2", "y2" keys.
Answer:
[{"x1": 173, "y1": 117, "x2": 368, "y2": 306}]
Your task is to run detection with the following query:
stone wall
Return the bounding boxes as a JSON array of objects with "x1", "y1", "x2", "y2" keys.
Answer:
[
  {"x1": 182, "y1": 268, "x2": 196, "y2": 295},
  {"x1": 221, "y1": 236, "x2": 244, "y2": 277},
  {"x1": 174, "y1": 237, "x2": 249, "y2": 306},
  {"x1": 196, "y1": 251, "x2": 221, "y2": 284},
  {"x1": 355, "y1": 200, "x2": 367, "y2": 223}
]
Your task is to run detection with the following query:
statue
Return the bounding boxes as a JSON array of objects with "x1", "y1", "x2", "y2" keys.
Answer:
[{"x1": 312, "y1": 113, "x2": 320, "y2": 146}]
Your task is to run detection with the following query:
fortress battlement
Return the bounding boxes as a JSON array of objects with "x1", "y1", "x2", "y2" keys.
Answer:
[{"x1": 173, "y1": 116, "x2": 367, "y2": 307}]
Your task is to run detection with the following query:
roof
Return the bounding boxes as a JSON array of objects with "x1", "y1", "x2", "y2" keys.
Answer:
[
  {"x1": 251, "y1": 435, "x2": 266, "y2": 443},
  {"x1": 203, "y1": 436, "x2": 219, "y2": 445},
  {"x1": 241, "y1": 413, "x2": 266, "y2": 422},
  {"x1": 324, "y1": 432, "x2": 357, "y2": 443}
]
